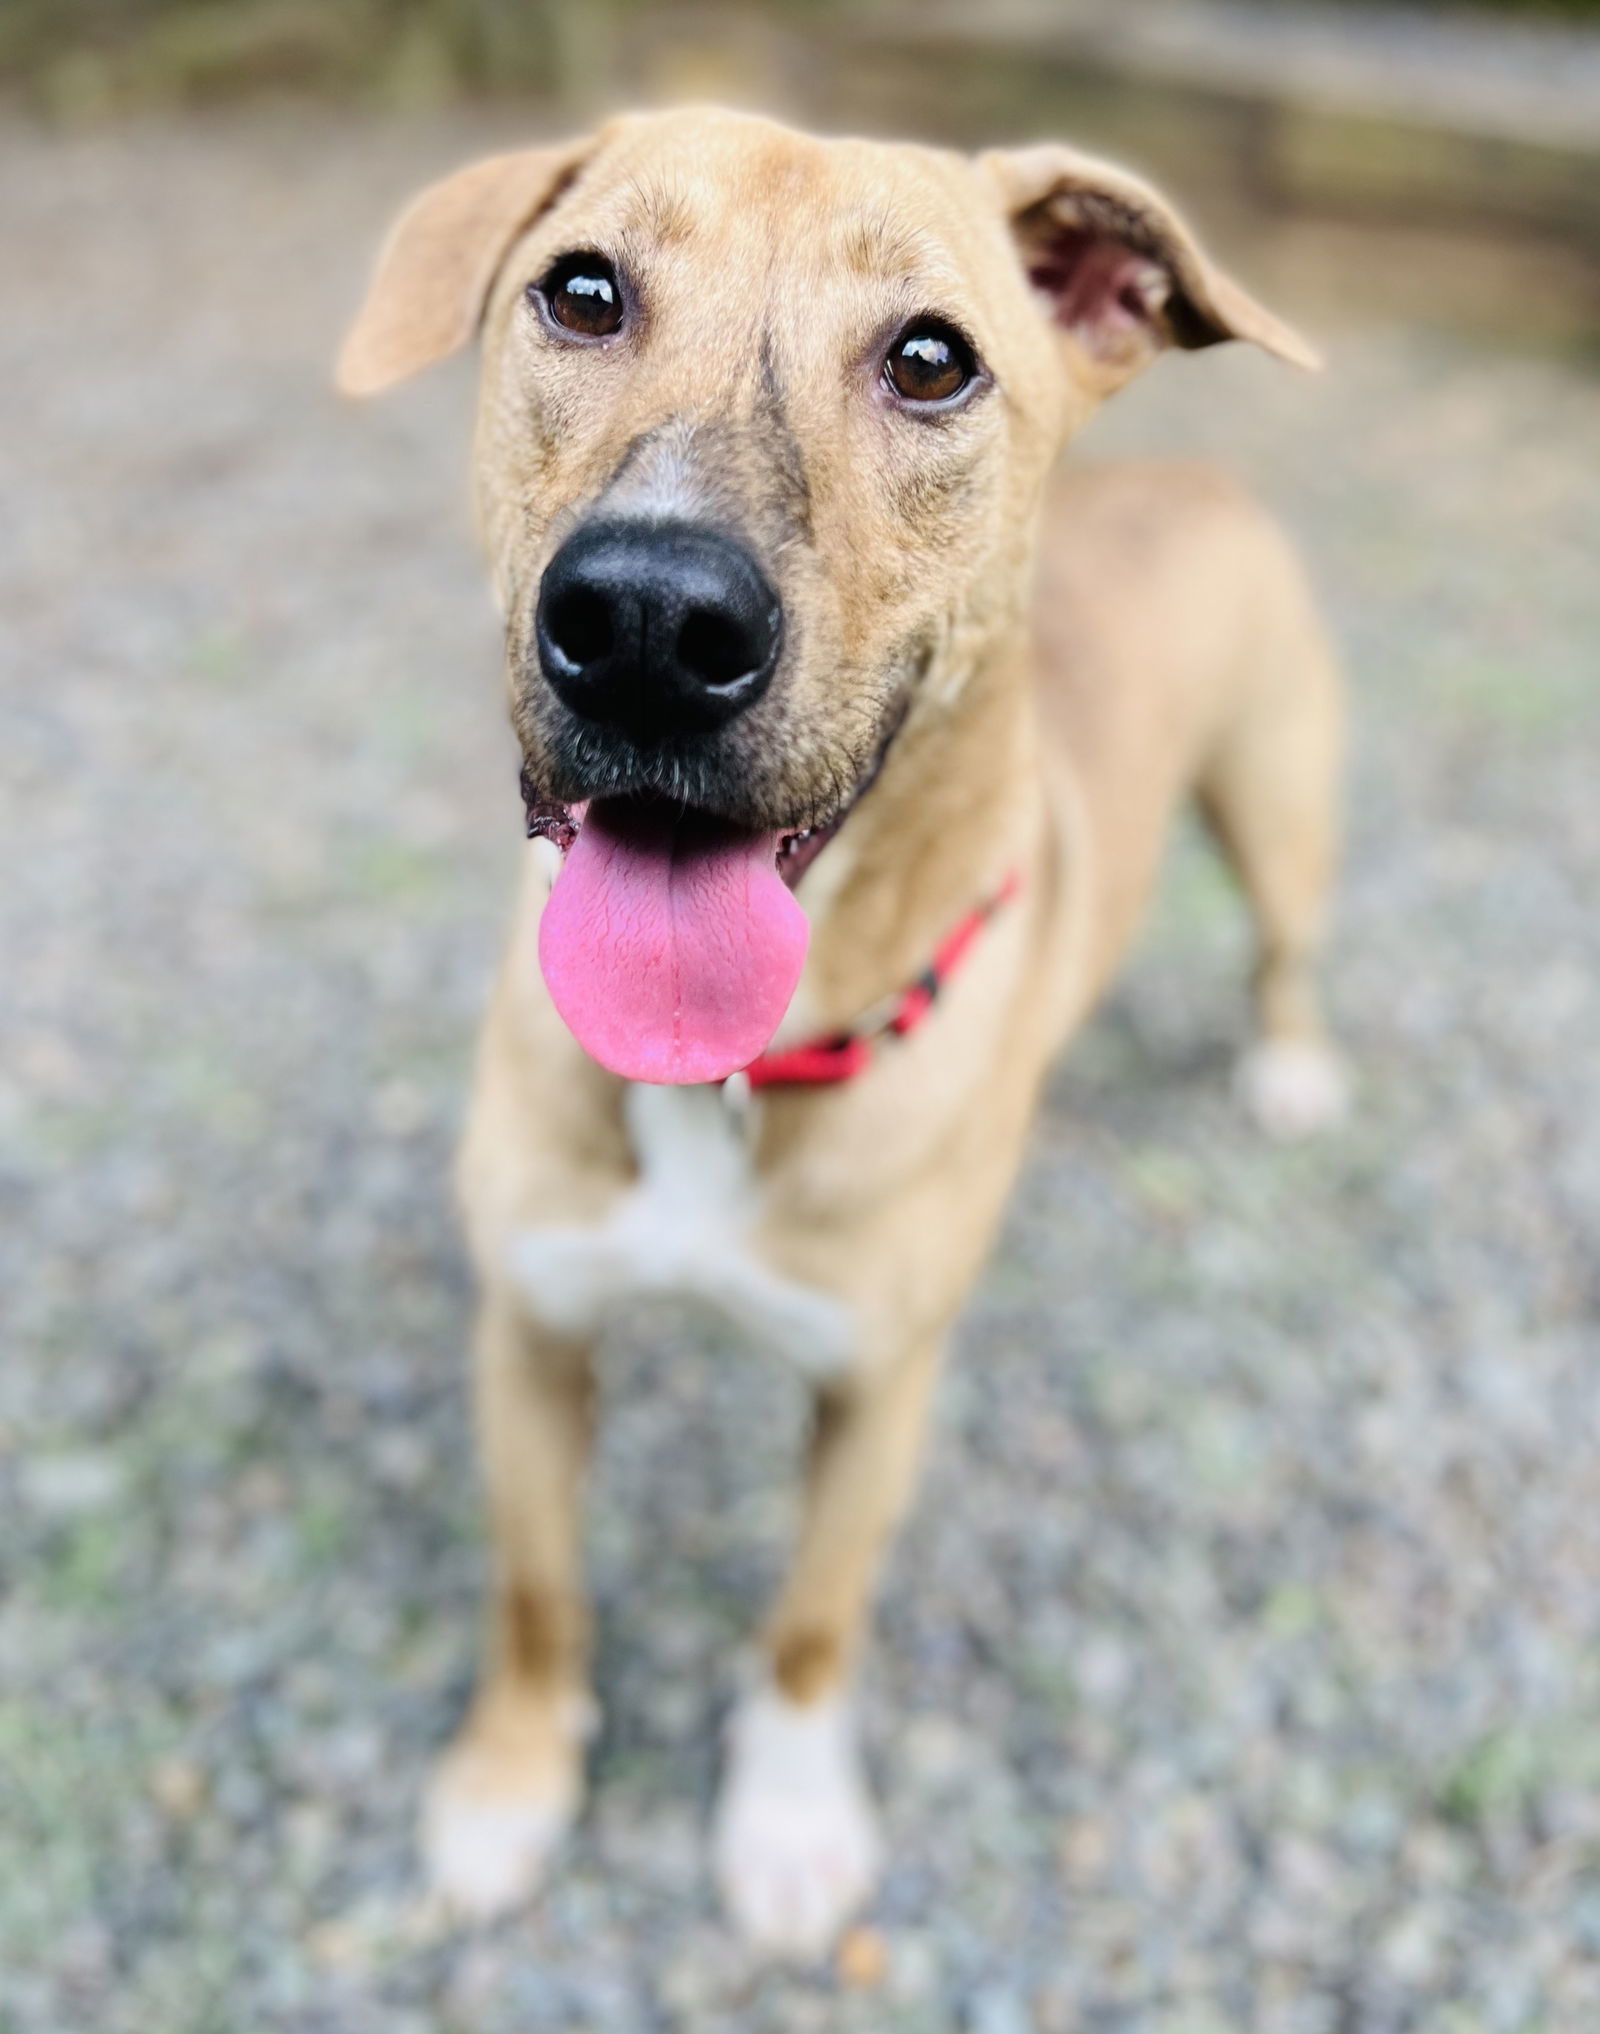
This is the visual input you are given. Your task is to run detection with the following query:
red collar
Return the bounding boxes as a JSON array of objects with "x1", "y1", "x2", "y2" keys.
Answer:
[{"x1": 742, "y1": 869, "x2": 1023, "y2": 1090}]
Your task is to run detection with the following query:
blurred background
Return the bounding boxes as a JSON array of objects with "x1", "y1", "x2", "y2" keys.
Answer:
[{"x1": 2, "y1": 3, "x2": 1598, "y2": 2032}]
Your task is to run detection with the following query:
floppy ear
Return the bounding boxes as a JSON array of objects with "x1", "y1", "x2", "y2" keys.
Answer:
[
  {"x1": 336, "y1": 139, "x2": 597, "y2": 397},
  {"x1": 979, "y1": 143, "x2": 1319, "y2": 393}
]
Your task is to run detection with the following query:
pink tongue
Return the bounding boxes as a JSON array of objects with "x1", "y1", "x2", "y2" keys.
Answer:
[{"x1": 538, "y1": 799, "x2": 809, "y2": 1084}]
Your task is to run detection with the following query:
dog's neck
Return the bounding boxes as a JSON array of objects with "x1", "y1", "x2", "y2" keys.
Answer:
[{"x1": 781, "y1": 623, "x2": 1045, "y2": 1042}]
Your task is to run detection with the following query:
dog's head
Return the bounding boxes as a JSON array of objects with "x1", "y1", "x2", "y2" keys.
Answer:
[{"x1": 339, "y1": 108, "x2": 1312, "y2": 1083}]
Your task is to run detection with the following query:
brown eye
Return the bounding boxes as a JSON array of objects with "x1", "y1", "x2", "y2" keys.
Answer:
[
  {"x1": 538, "y1": 253, "x2": 624, "y2": 337},
  {"x1": 884, "y1": 322, "x2": 976, "y2": 404}
]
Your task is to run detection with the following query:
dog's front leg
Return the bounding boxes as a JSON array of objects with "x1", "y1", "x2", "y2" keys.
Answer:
[
  {"x1": 423, "y1": 1288, "x2": 595, "y2": 1920},
  {"x1": 713, "y1": 1333, "x2": 943, "y2": 1957}
]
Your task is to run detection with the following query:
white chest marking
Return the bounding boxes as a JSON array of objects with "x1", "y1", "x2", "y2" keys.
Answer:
[{"x1": 508, "y1": 1083, "x2": 854, "y2": 1378}]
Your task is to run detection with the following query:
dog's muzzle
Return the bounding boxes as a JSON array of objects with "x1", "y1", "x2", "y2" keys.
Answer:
[{"x1": 535, "y1": 520, "x2": 782, "y2": 744}]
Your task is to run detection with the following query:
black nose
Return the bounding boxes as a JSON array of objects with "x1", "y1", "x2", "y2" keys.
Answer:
[{"x1": 535, "y1": 521, "x2": 782, "y2": 740}]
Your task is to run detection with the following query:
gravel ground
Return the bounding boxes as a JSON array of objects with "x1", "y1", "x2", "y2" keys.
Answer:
[{"x1": 3, "y1": 108, "x2": 1599, "y2": 2034}]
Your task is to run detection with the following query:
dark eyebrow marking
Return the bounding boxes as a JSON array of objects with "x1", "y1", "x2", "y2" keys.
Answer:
[
  {"x1": 839, "y1": 209, "x2": 926, "y2": 278},
  {"x1": 757, "y1": 326, "x2": 813, "y2": 545},
  {"x1": 628, "y1": 175, "x2": 695, "y2": 246}
]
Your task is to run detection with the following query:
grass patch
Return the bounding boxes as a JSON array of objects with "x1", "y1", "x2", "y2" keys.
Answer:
[
  {"x1": 1141, "y1": 825, "x2": 1248, "y2": 960},
  {"x1": 345, "y1": 839, "x2": 447, "y2": 905},
  {"x1": 1438, "y1": 1715, "x2": 1600, "y2": 1832},
  {"x1": 1433, "y1": 655, "x2": 1590, "y2": 738}
]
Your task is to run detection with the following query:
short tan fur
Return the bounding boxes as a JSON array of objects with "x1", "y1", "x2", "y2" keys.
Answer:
[{"x1": 339, "y1": 106, "x2": 1345, "y2": 1955}]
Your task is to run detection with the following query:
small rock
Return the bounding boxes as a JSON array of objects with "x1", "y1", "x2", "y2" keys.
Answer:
[
  {"x1": 1379, "y1": 1904, "x2": 1442, "y2": 1987},
  {"x1": 966, "y1": 1983, "x2": 1034, "y2": 2034},
  {"x1": 305, "y1": 1917, "x2": 367, "y2": 1973},
  {"x1": 888, "y1": 1929, "x2": 940, "y2": 2004},
  {"x1": 20, "y1": 1450, "x2": 125, "y2": 1517},
  {"x1": 836, "y1": 1924, "x2": 888, "y2": 1989},
  {"x1": 148, "y1": 1755, "x2": 208, "y2": 1822},
  {"x1": 372, "y1": 1428, "x2": 432, "y2": 1490},
  {"x1": 1076, "y1": 1634, "x2": 1133, "y2": 1707},
  {"x1": 373, "y1": 1078, "x2": 429, "y2": 1137},
  {"x1": 1058, "y1": 1814, "x2": 1113, "y2": 1892},
  {"x1": 900, "y1": 1712, "x2": 973, "y2": 1786},
  {"x1": 236, "y1": 1464, "x2": 289, "y2": 1513}
]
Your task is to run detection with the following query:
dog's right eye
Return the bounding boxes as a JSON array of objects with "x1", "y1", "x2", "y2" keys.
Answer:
[{"x1": 536, "y1": 253, "x2": 624, "y2": 338}]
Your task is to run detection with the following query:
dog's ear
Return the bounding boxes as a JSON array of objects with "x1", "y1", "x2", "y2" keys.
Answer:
[
  {"x1": 336, "y1": 139, "x2": 597, "y2": 397},
  {"x1": 979, "y1": 143, "x2": 1319, "y2": 393}
]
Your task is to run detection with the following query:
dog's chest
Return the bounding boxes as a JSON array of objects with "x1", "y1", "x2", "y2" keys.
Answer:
[{"x1": 508, "y1": 1083, "x2": 854, "y2": 1378}]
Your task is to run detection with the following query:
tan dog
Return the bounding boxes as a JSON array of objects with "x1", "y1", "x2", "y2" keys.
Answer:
[{"x1": 338, "y1": 106, "x2": 1344, "y2": 1956}]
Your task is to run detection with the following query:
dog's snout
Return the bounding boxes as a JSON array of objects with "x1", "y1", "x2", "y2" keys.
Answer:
[{"x1": 536, "y1": 522, "x2": 782, "y2": 740}]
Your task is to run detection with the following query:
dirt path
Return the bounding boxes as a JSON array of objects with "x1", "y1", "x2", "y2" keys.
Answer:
[{"x1": 3, "y1": 108, "x2": 1598, "y2": 2034}]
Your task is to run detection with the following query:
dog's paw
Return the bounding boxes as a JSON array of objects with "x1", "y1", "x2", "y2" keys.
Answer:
[
  {"x1": 711, "y1": 1685, "x2": 882, "y2": 1959},
  {"x1": 1234, "y1": 1039, "x2": 1349, "y2": 1140},
  {"x1": 422, "y1": 1729, "x2": 581, "y2": 1923}
]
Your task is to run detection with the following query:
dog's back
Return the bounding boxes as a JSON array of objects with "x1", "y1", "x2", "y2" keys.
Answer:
[{"x1": 1033, "y1": 460, "x2": 1342, "y2": 1049}]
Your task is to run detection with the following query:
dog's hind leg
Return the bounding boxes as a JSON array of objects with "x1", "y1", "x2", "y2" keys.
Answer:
[
  {"x1": 422, "y1": 1293, "x2": 596, "y2": 1919},
  {"x1": 1197, "y1": 589, "x2": 1349, "y2": 1138},
  {"x1": 712, "y1": 1334, "x2": 943, "y2": 1956}
]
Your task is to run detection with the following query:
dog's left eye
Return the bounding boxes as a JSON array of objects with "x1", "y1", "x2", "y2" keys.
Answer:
[{"x1": 884, "y1": 322, "x2": 977, "y2": 404}]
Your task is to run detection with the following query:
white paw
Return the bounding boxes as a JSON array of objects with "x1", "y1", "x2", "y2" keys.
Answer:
[
  {"x1": 711, "y1": 1685, "x2": 883, "y2": 1959},
  {"x1": 421, "y1": 1740, "x2": 579, "y2": 1923},
  {"x1": 1234, "y1": 1039, "x2": 1349, "y2": 1140}
]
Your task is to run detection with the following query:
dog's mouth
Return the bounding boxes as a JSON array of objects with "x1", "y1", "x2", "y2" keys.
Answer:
[
  {"x1": 523, "y1": 795, "x2": 841, "y2": 893},
  {"x1": 522, "y1": 747, "x2": 883, "y2": 1087}
]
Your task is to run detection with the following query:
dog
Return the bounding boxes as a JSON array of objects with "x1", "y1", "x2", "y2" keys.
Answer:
[{"x1": 337, "y1": 105, "x2": 1345, "y2": 1956}]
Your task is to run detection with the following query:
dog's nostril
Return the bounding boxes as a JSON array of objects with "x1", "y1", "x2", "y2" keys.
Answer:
[
  {"x1": 546, "y1": 587, "x2": 614, "y2": 669},
  {"x1": 677, "y1": 608, "x2": 757, "y2": 689}
]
